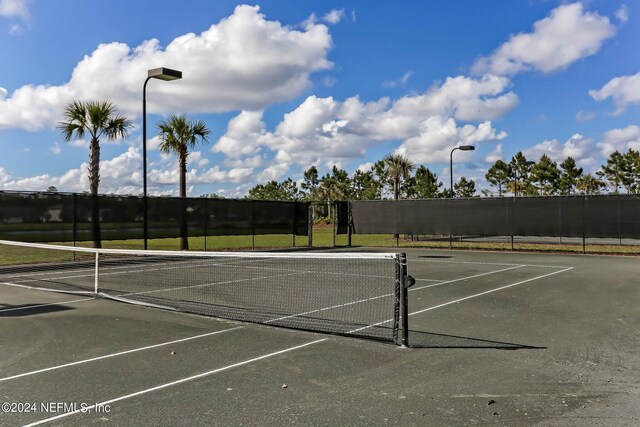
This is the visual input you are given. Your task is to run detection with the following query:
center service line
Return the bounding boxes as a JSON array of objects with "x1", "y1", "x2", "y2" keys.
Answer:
[{"x1": 22, "y1": 338, "x2": 327, "y2": 427}]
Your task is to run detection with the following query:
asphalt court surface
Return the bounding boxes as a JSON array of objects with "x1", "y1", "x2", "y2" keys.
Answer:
[{"x1": 1, "y1": 248, "x2": 639, "y2": 426}]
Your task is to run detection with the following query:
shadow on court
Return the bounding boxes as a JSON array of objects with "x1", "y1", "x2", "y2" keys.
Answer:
[
  {"x1": 0, "y1": 303, "x2": 75, "y2": 317},
  {"x1": 407, "y1": 329, "x2": 545, "y2": 350}
]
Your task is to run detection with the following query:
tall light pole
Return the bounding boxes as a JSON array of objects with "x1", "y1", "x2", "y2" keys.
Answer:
[
  {"x1": 143, "y1": 67, "x2": 182, "y2": 250},
  {"x1": 448, "y1": 145, "x2": 475, "y2": 249},
  {"x1": 449, "y1": 145, "x2": 475, "y2": 197}
]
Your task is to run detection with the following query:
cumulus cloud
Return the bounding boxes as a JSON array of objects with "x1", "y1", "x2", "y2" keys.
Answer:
[
  {"x1": 213, "y1": 74, "x2": 514, "y2": 172},
  {"x1": 322, "y1": 9, "x2": 345, "y2": 25},
  {"x1": 576, "y1": 110, "x2": 595, "y2": 122},
  {"x1": 615, "y1": 5, "x2": 629, "y2": 23},
  {"x1": 484, "y1": 144, "x2": 503, "y2": 164},
  {"x1": 0, "y1": 0, "x2": 30, "y2": 20},
  {"x1": 523, "y1": 133, "x2": 596, "y2": 167},
  {"x1": 0, "y1": 5, "x2": 333, "y2": 131},
  {"x1": 589, "y1": 71, "x2": 640, "y2": 115},
  {"x1": 396, "y1": 116, "x2": 506, "y2": 164},
  {"x1": 212, "y1": 110, "x2": 271, "y2": 159},
  {"x1": 597, "y1": 125, "x2": 640, "y2": 156},
  {"x1": 472, "y1": 3, "x2": 616, "y2": 76},
  {"x1": 1, "y1": 147, "x2": 141, "y2": 193}
]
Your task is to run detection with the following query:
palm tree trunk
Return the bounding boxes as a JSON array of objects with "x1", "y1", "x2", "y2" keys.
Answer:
[
  {"x1": 179, "y1": 151, "x2": 189, "y2": 251},
  {"x1": 88, "y1": 137, "x2": 101, "y2": 248}
]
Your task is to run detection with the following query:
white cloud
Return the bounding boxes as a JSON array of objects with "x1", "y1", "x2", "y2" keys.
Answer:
[
  {"x1": 0, "y1": 0, "x2": 30, "y2": 20},
  {"x1": 615, "y1": 5, "x2": 629, "y2": 23},
  {"x1": 357, "y1": 162, "x2": 374, "y2": 172},
  {"x1": 8, "y1": 23, "x2": 24, "y2": 34},
  {"x1": 0, "y1": 5, "x2": 333, "y2": 131},
  {"x1": 322, "y1": 9, "x2": 345, "y2": 25},
  {"x1": 484, "y1": 144, "x2": 503, "y2": 164},
  {"x1": 1, "y1": 147, "x2": 142, "y2": 193},
  {"x1": 382, "y1": 71, "x2": 413, "y2": 88},
  {"x1": 597, "y1": 125, "x2": 640, "y2": 156},
  {"x1": 239, "y1": 74, "x2": 515, "y2": 169},
  {"x1": 576, "y1": 110, "x2": 595, "y2": 122},
  {"x1": 589, "y1": 71, "x2": 640, "y2": 114},
  {"x1": 523, "y1": 133, "x2": 596, "y2": 167},
  {"x1": 50, "y1": 142, "x2": 61, "y2": 155},
  {"x1": 257, "y1": 162, "x2": 290, "y2": 182},
  {"x1": 472, "y1": 3, "x2": 616, "y2": 75},
  {"x1": 212, "y1": 110, "x2": 271, "y2": 159},
  {"x1": 0, "y1": 166, "x2": 10, "y2": 184},
  {"x1": 395, "y1": 116, "x2": 506, "y2": 164}
]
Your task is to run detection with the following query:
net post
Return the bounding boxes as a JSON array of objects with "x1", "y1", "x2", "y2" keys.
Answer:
[
  {"x1": 398, "y1": 252, "x2": 410, "y2": 348},
  {"x1": 94, "y1": 251, "x2": 99, "y2": 295}
]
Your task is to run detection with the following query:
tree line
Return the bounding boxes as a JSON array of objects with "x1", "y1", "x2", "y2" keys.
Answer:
[{"x1": 243, "y1": 149, "x2": 640, "y2": 202}]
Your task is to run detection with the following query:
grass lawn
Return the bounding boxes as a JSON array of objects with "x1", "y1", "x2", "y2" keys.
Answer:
[{"x1": 2, "y1": 226, "x2": 639, "y2": 266}]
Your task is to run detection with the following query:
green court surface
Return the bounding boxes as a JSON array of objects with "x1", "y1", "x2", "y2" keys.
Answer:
[{"x1": 1, "y1": 248, "x2": 639, "y2": 426}]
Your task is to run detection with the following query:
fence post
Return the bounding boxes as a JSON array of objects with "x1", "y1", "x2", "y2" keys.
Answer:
[
  {"x1": 582, "y1": 195, "x2": 586, "y2": 254},
  {"x1": 203, "y1": 198, "x2": 208, "y2": 251},
  {"x1": 332, "y1": 202, "x2": 337, "y2": 248},
  {"x1": 308, "y1": 204, "x2": 313, "y2": 248},
  {"x1": 251, "y1": 201, "x2": 255, "y2": 250},
  {"x1": 347, "y1": 202, "x2": 352, "y2": 247}
]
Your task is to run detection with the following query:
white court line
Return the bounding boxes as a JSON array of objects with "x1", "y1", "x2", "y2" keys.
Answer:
[
  {"x1": 0, "y1": 297, "x2": 93, "y2": 313},
  {"x1": 0, "y1": 281, "x2": 95, "y2": 295},
  {"x1": 0, "y1": 327, "x2": 244, "y2": 383},
  {"x1": 409, "y1": 258, "x2": 569, "y2": 269},
  {"x1": 407, "y1": 267, "x2": 574, "y2": 317},
  {"x1": 350, "y1": 266, "x2": 574, "y2": 333},
  {"x1": 22, "y1": 338, "x2": 327, "y2": 427},
  {"x1": 410, "y1": 265, "x2": 525, "y2": 291}
]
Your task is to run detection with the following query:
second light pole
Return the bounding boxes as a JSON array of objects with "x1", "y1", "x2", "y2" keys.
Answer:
[
  {"x1": 449, "y1": 145, "x2": 475, "y2": 197},
  {"x1": 142, "y1": 67, "x2": 182, "y2": 250}
]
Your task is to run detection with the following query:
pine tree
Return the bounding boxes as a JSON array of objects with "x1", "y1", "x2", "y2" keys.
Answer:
[
  {"x1": 485, "y1": 160, "x2": 512, "y2": 196},
  {"x1": 559, "y1": 156, "x2": 583, "y2": 195},
  {"x1": 413, "y1": 165, "x2": 442, "y2": 199},
  {"x1": 597, "y1": 151, "x2": 625, "y2": 194},
  {"x1": 454, "y1": 177, "x2": 476, "y2": 197},
  {"x1": 530, "y1": 154, "x2": 560, "y2": 195}
]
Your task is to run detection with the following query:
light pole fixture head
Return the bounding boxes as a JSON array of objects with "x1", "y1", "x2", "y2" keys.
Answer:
[
  {"x1": 148, "y1": 67, "x2": 182, "y2": 81},
  {"x1": 458, "y1": 145, "x2": 475, "y2": 151}
]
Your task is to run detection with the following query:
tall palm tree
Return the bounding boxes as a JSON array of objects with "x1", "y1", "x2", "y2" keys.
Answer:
[
  {"x1": 382, "y1": 153, "x2": 414, "y2": 240},
  {"x1": 382, "y1": 154, "x2": 414, "y2": 200},
  {"x1": 157, "y1": 114, "x2": 211, "y2": 250},
  {"x1": 58, "y1": 100, "x2": 132, "y2": 248}
]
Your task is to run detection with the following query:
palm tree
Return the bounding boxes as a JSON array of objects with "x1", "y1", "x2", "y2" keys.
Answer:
[
  {"x1": 382, "y1": 153, "x2": 414, "y2": 240},
  {"x1": 58, "y1": 100, "x2": 132, "y2": 248},
  {"x1": 157, "y1": 114, "x2": 211, "y2": 250},
  {"x1": 382, "y1": 154, "x2": 414, "y2": 200}
]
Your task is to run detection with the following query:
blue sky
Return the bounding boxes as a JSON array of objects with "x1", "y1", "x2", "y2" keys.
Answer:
[{"x1": 1, "y1": 0, "x2": 639, "y2": 196}]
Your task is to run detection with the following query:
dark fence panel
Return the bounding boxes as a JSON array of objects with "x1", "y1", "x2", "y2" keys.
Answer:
[
  {"x1": 0, "y1": 191, "x2": 309, "y2": 243},
  {"x1": 351, "y1": 196, "x2": 640, "y2": 240}
]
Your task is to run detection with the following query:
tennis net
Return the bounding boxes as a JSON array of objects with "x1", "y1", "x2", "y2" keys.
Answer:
[{"x1": 0, "y1": 240, "x2": 409, "y2": 344}]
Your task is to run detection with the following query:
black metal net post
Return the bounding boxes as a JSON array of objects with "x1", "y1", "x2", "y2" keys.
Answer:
[{"x1": 398, "y1": 252, "x2": 410, "y2": 347}]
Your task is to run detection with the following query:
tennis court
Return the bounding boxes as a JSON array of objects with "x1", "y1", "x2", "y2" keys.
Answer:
[{"x1": 1, "y1": 246, "x2": 639, "y2": 425}]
